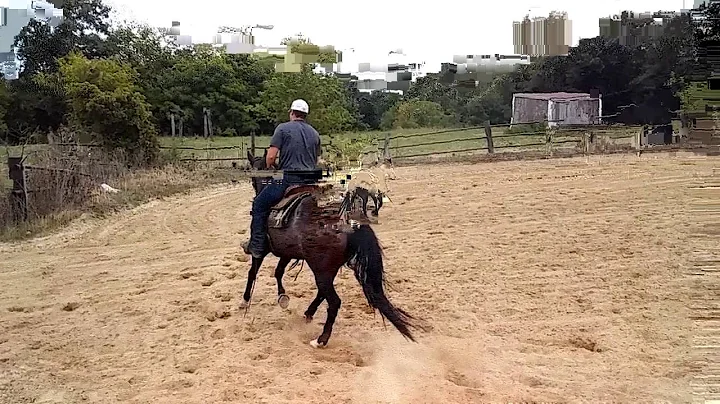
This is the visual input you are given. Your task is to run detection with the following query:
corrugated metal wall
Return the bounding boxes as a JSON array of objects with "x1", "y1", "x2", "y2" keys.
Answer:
[{"x1": 512, "y1": 97, "x2": 548, "y2": 124}]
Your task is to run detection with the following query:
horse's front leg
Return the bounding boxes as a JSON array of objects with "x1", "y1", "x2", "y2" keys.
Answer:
[
  {"x1": 274, "y1": 257, "x2": 292, "y2": 309},
  {"x1": 370, "y1": 193, "x2": 380, "y2": 216},
  {"x1": 240, "y1": 256, "x2": 265, "y2": 308},
  {"x1": 360, "y1": 193, "x2": 369, "y2": 217}
]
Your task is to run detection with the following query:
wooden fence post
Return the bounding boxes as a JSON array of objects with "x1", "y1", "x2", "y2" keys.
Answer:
[
  {"x1": 484, "y1": 121, "x2": 494, "y2": 154},
  {"x1": 8, "y1": 157, "x2": 28, "y2": 222},
  {"x1": 586, "y1": 130, "x2": 595, "y2": 154},
  {"x1": 170, "y1": 114, "x2": 176, "y2": 137},
  {"x1": 383, "y1": 132, "x2": 392, "y2": 162},
  {"x1": 202, "y1": 108, "x2": 208, "y2": 138},
  {"x1": 250, "y1": 130, "x2": 256, "y2": 157},
  {"x1": 545, "y1": 126, "x2": 555, "y2": 156},
  {"x1": 203, "y1": 108, "x2": 214, "y2": 138}
]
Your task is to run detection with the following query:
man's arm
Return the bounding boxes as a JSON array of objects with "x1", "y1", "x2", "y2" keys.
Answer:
[
  {"x1": 267, "y1": 125, "x2": 284, "y2": 168},
  {"x1": 316, "y1": 133, "x2": 326, "y2": 166},
  {"x1": 266, "y1": 146, "x2": 279, "y2": 169}
]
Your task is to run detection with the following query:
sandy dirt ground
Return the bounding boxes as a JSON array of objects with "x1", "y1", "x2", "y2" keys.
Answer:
[{"x1": 0, "y1": 153, "x2": 718, "y2": 404}]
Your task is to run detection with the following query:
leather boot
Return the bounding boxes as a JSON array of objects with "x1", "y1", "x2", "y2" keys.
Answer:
[{"x1": 246, "y1": 214, "x2": 269, "y2": 258}]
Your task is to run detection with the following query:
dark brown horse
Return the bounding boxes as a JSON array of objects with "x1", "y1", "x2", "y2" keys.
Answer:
[{"x1": 240, "y1": 150, "x2": 417, "y2": 348}]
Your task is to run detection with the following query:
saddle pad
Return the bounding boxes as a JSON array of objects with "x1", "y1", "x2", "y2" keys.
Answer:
[
  {"x1": 272, "y1": 191, "x2": 312, "y2": 212},
  {"x1": 269, "y1": 192, "x2": 312, "y2": 229}
]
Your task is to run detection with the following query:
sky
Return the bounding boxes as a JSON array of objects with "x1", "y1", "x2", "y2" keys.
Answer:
[{"x1": 68, "y1": 0, "x2": 696, "y2": 71}]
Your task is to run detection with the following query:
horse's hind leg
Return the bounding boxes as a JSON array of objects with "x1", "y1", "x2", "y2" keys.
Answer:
[
  {"x1": 360, "y1": 194, "x2": 369, "y2": 217},
  {"x1": 240, "y1": 256, "x2": 265, "y2": 308},
  {"x1": 304, "y1": 291, "x2": 325, "y2": 323},
  {"x1": 274, "y1": 257, "x2": 291, "y2": 309},
  {"x1": 309, "y1": 268, "x2": 341, "y2": 348}
]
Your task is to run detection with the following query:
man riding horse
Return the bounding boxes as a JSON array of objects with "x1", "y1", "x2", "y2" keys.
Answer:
[
  {"x1": 241, "y1": 99, "x2": 321, "y2": 258},
  {"x1": 239, "y1": 99, "x2": 420, "y2": 348}
]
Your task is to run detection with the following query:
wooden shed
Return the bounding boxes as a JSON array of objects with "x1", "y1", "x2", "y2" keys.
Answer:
[{"x1": 511, "y1": 92, "x2": 602, "y2": 127}]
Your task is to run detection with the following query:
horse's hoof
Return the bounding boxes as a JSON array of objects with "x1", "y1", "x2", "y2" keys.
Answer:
[
  {"x1": 309, "y1": 339, "x2": 327, "y2": 349},
  {"x1": 239, "y1": 299, "x2": 250, "y2": 309},
  {"x1": 277, "y1": 294, "x2": 290, "y2": 309}
]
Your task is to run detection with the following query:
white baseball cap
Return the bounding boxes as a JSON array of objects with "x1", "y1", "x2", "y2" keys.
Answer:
[{"x1": 290, "y1": 99, "x2": 309, "y2": 114}]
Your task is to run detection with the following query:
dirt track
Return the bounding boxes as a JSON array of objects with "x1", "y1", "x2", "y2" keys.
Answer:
[{"x1": 0, "y1": 153, "x2": 717, "y2": 403}]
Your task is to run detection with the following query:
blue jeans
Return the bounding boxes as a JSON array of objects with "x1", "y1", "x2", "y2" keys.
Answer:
[{"x1": 248, "y1": 182, "x2": 290, "y2": 256}]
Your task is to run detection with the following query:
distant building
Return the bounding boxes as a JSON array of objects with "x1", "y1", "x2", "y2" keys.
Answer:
[
  {"x1": 511, "y1": 92, "x2": 602, "y2": 127},
  {"x1": 451, "y1": 54, "x2": 531, "y2": 71},
  {"x1": 513, "y1": 11, "x2": 572, "y2": 57},
  {"x1": 599, "y1": 11, "x2": 679, "y2": 47},
  {"x1": 343, "y1": 50, "x2": 428, "y2": 94},
  {"x1": 693, "y1": 0, "x2": 717, "y2": 8},
  {"x1": 0, "y1": 0, "x2": 64, "y2": 79},
  {"x1": 437, "y1": 54, "x2": 530, "y2": 87},
  {"x1": 353, "y1": 63, "x2": 415, "y2": 93}
]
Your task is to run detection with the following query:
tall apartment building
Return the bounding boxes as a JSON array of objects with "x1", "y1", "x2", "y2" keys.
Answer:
[
  {"x1": 512, "y1": 11, "x2": 572, "y2": 57},
  {"x1": 599, "y1": 11, "x2": 679, "y2": 47}
]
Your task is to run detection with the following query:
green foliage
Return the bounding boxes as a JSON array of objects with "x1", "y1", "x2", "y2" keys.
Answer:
[
  {"x1": 13, "y1": 0, "x2": 111, "y2": 76},
  {"x1": 356, "y1": 91, "x2": 401, "y2": 130},
  {"x1": 0, "y1": 0, "x2": 707, "y2": 155},
  {"x1": 281, "y1": 36, "x2": 340, "y2": 64},
  {"x1": 152, "y1": 51, "x2": 272, "y2": 136},
  {"x1": 393, "y1": 100, "x2": 453, "y2": 129},
  {"x1": 380, "y1": 105, "x2": 397, "y2": 131},
  {"x1": 0, "y1": 80, "x2": 8, "y2": 137},
  {"x1": 51, "y1": 52, "x2": 159, "y2": 165},
  {"x1": 324, "y1": 133, "x2": 376, "y2": 169},
  {"x1": 259, "y1": 70, "x2": 356, "y2": 134}
]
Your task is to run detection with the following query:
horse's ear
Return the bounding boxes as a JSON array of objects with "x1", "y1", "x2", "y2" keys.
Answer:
[{"x1": 247, "y1": 151, "x2": 254, "y2": 164}]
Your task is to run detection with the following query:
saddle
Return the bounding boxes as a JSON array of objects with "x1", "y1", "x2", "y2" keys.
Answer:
[{"x1": 268, "y1": 184, "x2": 333, "y2": 229}]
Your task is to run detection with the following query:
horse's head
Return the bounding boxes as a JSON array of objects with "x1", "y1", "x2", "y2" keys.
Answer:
[{"x1": 247, "y1": 149, "x2": 271, "y2": 195}]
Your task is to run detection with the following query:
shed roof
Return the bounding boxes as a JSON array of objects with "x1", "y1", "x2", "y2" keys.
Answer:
[{"x1": 513, "y1": 92, "x2": 595, "y2": 101}]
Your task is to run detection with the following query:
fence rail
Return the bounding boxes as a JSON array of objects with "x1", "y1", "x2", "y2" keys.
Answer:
[
  {"x1": 40, "y1": 123, "x2": 658, "y2": 163},
  {"x1": 2, "y1": 121, "x2": 715, "y2": 228},
  {"x1": 383, "y1": 122, "x2": 643, "y2": 160}
]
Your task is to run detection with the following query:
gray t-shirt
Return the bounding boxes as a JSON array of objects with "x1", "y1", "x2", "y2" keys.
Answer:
[{"x1": 269, "y1": 120, "x2": 321, "y2": 171}]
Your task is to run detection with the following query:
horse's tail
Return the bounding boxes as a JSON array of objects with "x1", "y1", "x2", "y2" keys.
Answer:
[{"x1": 345, "y1": 224, "x2": 416, "y2": 341}]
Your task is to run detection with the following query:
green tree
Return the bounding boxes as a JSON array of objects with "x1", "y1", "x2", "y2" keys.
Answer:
[
  {"x1": 355, "y1": 90, "x2": 401, "y2": 130},
  {"x1": 0, "y1": 79, "x2": 9, "y2": 138},
  {"x1": 259, "y1": 70, "x2": 356, "y2": 135},
  {"x1": 280, "y1": 35, "x2": 341, "y2": 65},
  {"x1": 101, "y1": 22, "x2": 179, "y2": 133},
  {"x1": 8, "y1": 0, "x2": 113, "y2": 136},
  {"x1": 13, "y1": 0, "x2": 111, "y2": 76},
  {"x1": 393, "y1": 100, "x2": 451, "y2": 128},
  {"x1": 43, "y1": 52, "x2": 159, "y2": 164},
  {"x1": 461, "y1": 91, "x2": 512, "y2": 125},
  {"x1": 152, "y1": 49, "x2": 272, "y2": 136}
]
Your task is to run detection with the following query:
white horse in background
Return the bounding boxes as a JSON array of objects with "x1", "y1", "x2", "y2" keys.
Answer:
[{"x1": 346, "y1": 150, "x2": 397, "y2": 218}]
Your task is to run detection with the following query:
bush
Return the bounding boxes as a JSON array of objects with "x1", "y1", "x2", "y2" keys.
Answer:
[
  {"x1": 324, "y1": 133, "x2": 376, "y2": 169},
  {"x1": 42, "y1": 52, "x2": 160, "y2": 166},
  {"x1": 393, "y1": 100, "x2": 453, "y2": 129}
]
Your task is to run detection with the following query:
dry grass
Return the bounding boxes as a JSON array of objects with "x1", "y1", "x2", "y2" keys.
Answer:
[
  {"x1": 0, "y1": 138, "x2": 241, "y2": 242},
  {"x1": 0, "y1": 164, "x2": 239, "y2": 242}
]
